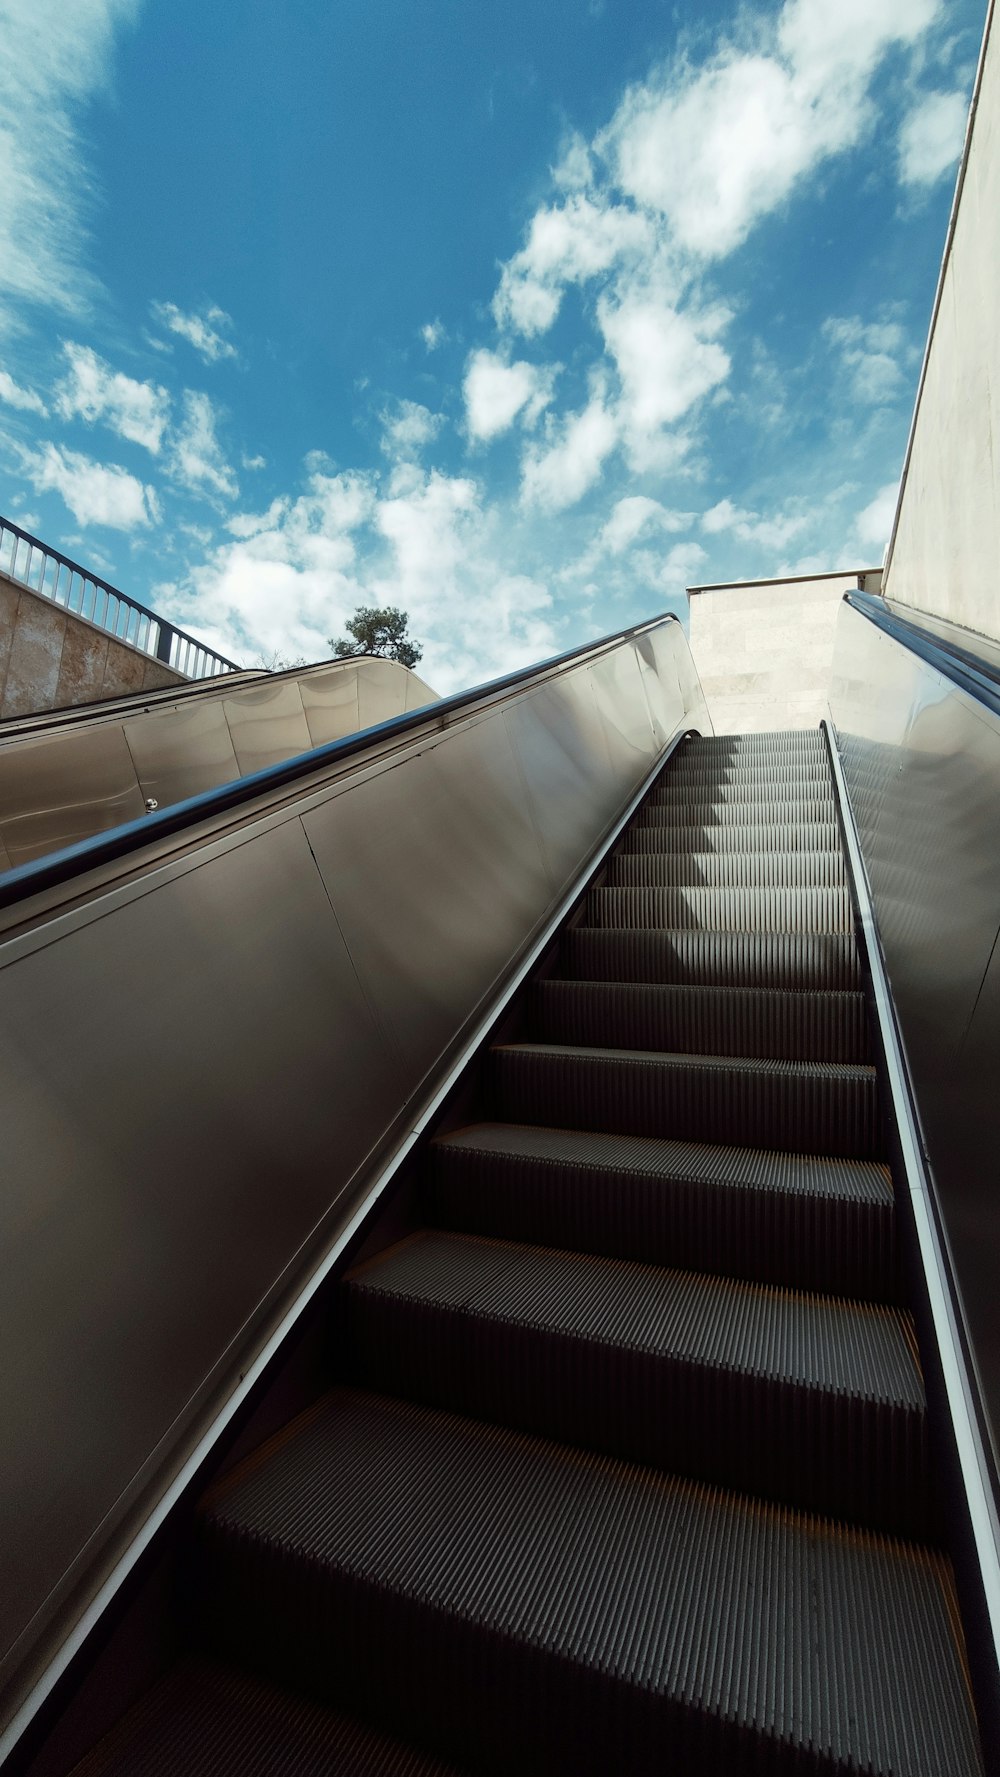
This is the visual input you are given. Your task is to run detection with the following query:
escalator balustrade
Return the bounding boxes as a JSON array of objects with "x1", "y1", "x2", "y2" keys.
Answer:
[{"x1": 72, "y1": 731, "x2": 984, "y2": 1777}]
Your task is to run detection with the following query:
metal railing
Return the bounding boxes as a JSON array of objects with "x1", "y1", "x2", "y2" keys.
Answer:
[{"x1": 0, "y1": 516, "x2": 240, "y2": 681}]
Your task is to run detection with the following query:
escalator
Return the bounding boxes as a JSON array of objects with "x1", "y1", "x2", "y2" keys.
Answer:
[{"x1": 60, "y1": 728, "x2": 984, "y2": 1776}]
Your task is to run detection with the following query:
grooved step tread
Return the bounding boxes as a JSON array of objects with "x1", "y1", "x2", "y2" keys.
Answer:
[
  {"x1": 653, "y1": 781, "x2": 835, "y2": 808},
  {"x1": 562, "y1": 928, "x2": 860, "y2": 990},
  {"x1": 200, "y1": 1389, "x2": 981, "y2": 1777},
  {"x1": 635, "y1": 798, "x2": 837, "y2": 828},
  {"x1": 69, "y1": 1658, "x2": 466, "y2": 1776},
  {"x1": 491, "y1": 1043, "x2": 882, "y2": 1159},
  {"x1": 587, "y1": 884, "x2": 854, "y2": 933},
  {"x1": 608, "y1": 850, "x2": 847, "y2": 889},
  {"x1": 533, "y1": 981, "x2": 870, "y2": 1063},
  {"x1": 429, "y1": 1122, "x2": 898, "y2": 1301},
  {"x1": 342, "y1": 1231, "x2": 929, "y2": 1532},
  {"x1": 623, "y1": 821, "x2": 840, "y2": 854}
]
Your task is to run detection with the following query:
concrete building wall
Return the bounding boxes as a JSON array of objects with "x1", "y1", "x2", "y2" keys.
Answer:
[
  {"x1": 883, "y1": 7, "x2": 999, "y2": 642},
  {"x1": 0, "y1": 570, "x2": 185, "y2": 719},
  {"x1": 687, "y1": 573, "x2": 861, "y2": 734}
]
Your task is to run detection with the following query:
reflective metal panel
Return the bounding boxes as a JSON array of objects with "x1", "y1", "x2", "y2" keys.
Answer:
[
  {"x1": 0, "y1": 725, "x2": 146, "y2": 867},
  {"x1": 504, "y1": 671, "x2": 635, "y2": 894},
  {"x1": 0, "y1": 818, "x2": 392, "y2": 1674},
  {"x1": 831, "y1": 598, "x2": 1000, "y2": 1473},
  {"x1": 223, "y1": 679, "x2": 313, "y2": 776},
  {"x1": 355, "y1": 657, "x2": 417, "y2": 731},
  {"x1": 588, "y1": 645, "x2": 655, "y2": 777},
  {"x1": 0, "y1": 616, "x2": 706, "y2": 1718},
  {"x1": 123, "y1": 698, "x2": 241, "y2": 809},
  {"x1": 302, "y1": 716, "x2": 552, "y2": 1096},
  {"x1": 299, "y1": 665, "x2": 361, "y2": 747}
]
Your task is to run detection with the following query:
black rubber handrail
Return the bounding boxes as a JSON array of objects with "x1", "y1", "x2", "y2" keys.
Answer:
[
  {"x1": 846, "y1": 591, "x2": 1000, "y2": 721},
  {"x1": 0, "y1": 613, "x2": 678, "y2": 913}
]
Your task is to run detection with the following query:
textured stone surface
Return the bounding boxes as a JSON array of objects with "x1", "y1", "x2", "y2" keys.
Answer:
[
  {"x1": 884, "y1": 16, "x2": 999, "y2": 644},
  {"x1": 0, "y1": 571, "x2": 186, "y2": 718},
  {"x1": 687, "y1": 576, "x2": 856, "y2": 734},
  {"x1": 2, "y1": 589, "x2": 65, "y2": 717}
]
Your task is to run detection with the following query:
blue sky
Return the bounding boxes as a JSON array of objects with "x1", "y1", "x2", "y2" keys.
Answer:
[{"x1": 0, "y1": 0, "x2": 984, "y2": 690}]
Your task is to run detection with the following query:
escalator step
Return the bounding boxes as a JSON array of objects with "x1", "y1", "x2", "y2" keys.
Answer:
[
  {"x1": 667, "y1": 761, "x2": 833, "y2": 788},
  {"x1": 608, "y1": 850, "x2": 847, "y2": 888},
  {"x1": 587, "y1": 884, "x2": 853, "y2": 932},
  {"x1": 684, "y1": 730, "x2": 826, "y2": 756},
  {"x1": 342, "y1": 1230, "x2": 930, "y2": 1535},
  {"x1": 654, "y1": 777, "x2": 835, "y2": 807},
  {"x1": 638, "y1": 795, "x2": 835, "y2": 828},
  {"x1": 622, "y1": 819, "x2": 840, "y2": 855},
  {"x1": 199, "y1": 1388, "x2": 981, "y2": 1777},
  {"x1": 428, "y1": 1122, "x2": 898, "y2": 1300},
  {"x1": 69, "y1": 1658, "x2": 466, "y2": 1776},
  {"x1": 532, "y1": 981, "x2": 870, "y2": 1062},
  {"x1": 491, "y1": 1044, "x2": 881, "y2": 1159},
  {"x1": 561, "y1": 928, "x2": 860, "y2": 989}
]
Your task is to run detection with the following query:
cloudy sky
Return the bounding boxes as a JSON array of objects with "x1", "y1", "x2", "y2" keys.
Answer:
[{"x1": 0, "y1": 0, "x2": 983, "y2": 690}]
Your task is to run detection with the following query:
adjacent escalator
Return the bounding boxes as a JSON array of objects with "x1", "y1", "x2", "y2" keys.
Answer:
[{"x1": 69, "y1": 730, "x2": 984, "y2": 1777}]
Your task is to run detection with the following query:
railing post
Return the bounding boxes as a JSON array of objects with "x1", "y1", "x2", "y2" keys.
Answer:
[{"x1": 155, "y1": 622, "x2": 175, "y2": 667}]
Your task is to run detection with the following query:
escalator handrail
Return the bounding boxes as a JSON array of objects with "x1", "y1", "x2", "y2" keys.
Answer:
[
  {"x1": 846, "y1": 590, "x2": 1000, "y2": 719},
  {"x1": 0, "y1": 612, "x2": 678, "y2": 914}
]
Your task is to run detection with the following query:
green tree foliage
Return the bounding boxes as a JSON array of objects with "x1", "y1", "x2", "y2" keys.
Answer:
[{"x1": 328, "y1": 605, "x2": 422, "y2": 669}]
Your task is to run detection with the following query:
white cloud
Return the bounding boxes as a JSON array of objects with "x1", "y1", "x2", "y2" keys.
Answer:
[
  {"x1": 463, "y1": 349, "x2": 554, "y2": 442},
  {"x1": 897, "y1": 90, "x2": 967, "y2": 186},
  {"x1": 0, "y1": 367, "x2": 47, "y2": 414},
  {"x1": 151, "y1": 300, "x2": 238, "y2": 363},
  {"x1": 21, "y1": 442, "x2": 160, "y2": 529},
  {"x1": 521, "y1": 384, "x2": 618, "y2": 512},
  {"x1": 593, "y1": 0, "x2": 943, "y2": 261},
  {"x1": 379, "y1": 398, "x2": 443, "y2": 458},
  {"x1": 599, "y1": 291, "x2": 731, "y2": 469},
  {"x1": 171, "y1": 460, "x2": 559, "y2": 693},
  {"x1": 822, "y1": 313, "x2": 909, "y2": 405},
  {"x1": 493, "y1": 195, "x2": 652, "y2": 336},
  {"x1": 421, "y1": 319, "x2": 446, "y2": 351},
  {"x1": 552, "y1": 131, "x2": 594, "y2": 192},
  {"x1": 169, "y1": 390, "x2": 238, "y2": 500},
  {"x1": 856, "y1": 480, "x2": 899, "y2": 551},
  {"x1": 598, "y1": 495, "x2": 692, "y2": 554},
  {"x1": 701, "y1": 496, "x2": 809, "y2": 553},
  {"x1": 242, "y1": 452, "x2": 267, "y2": 470},
  {"x1": 0, "y1": 0, "x2": 138, "y2": 333},
  {"x1": 54, "y1": 341, "x2": 170, "y2": 451}
]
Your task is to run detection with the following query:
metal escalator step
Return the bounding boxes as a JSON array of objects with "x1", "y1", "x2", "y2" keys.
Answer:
[
  {"x1": 69, "y1": 1657, "x2": 467, "y2": 1776},
  {"x1": 587, "y1": 884, "x2": 853, "y2": 932},
  {"x1": 491, "y1": 1044, "x2": 882, "y2": 1159},
  {"x1": 684, "y1": 730, "x2": 826, "y2": 756},
  {"x1": 634, "y1": 796, "x2": 836, "y2": 828},
  {"x1": 608, "y1": 850, "x2": 847, "y2": 889},
  {"x1": 562, "y1": 928, "x2": 860, "y2": 989},
  {"x1": 428, "y1": 1123, "x2": 898, "y2": 1301},
  {"x1": 622, "y1": 820, "x2": 840, "y2": 855},
  {"x1": 199, "y1": 1388, "x2": 982, "y2": 1777},
  {"x1": 651, "y1": 782, "x2": 835, "y2": 812},
  {"x1": 342, "y1": 1230, "x2": 930, "y2": 1536},
  {"x1": 532, "y1": 981, "x2": 870, "y2": 1062},
  {"x1": 667, "y1": 761, "x2": 832, "y2": 787}
]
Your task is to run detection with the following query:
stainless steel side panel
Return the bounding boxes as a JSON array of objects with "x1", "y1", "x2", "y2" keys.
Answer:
[
  {"x1": 0, "y1": 619, "x2": 709, "y2": 1719},
  {"x1": 0, "y1": 657, "x2": 439, "y2": 867},
  {"x1": 0, "y1": 724, "x2": 148, "y2": 866},
  {"x1": 830, "y1": 598, "x2": 1000, "y2": 1474}
]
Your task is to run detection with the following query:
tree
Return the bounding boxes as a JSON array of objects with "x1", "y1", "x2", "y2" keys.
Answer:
[{"x1": 328, "y1": 605, "x2": 422, "y2": 670}]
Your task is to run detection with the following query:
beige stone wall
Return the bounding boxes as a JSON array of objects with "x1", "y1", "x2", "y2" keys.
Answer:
[
  {"x1": 883, "y1": 11, "x2": 997, "y2": 642},
  {"x1": 0, "y1": 570, "x2": 185, "y2": 719},
  {"x1": 687, "y1": 574, "x2": 859, "y2": 734}
]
